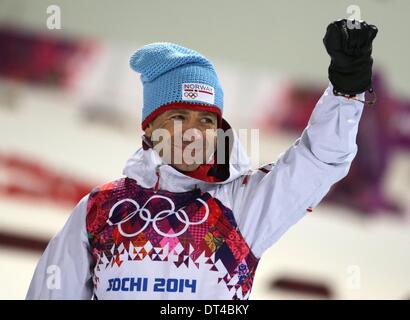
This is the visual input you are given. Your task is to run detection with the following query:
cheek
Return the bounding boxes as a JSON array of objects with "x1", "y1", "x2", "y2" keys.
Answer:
[
  {"x1": 150, "y1": 123, "x2": 174, "y2": 146},
  {"x1": 203, "y1": 129, "x2": 217, "y2": 145}
]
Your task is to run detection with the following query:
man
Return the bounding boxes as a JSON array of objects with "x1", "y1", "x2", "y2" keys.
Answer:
[{"x1": 26, "y1": 19, "x2": 378, "y2": 299}]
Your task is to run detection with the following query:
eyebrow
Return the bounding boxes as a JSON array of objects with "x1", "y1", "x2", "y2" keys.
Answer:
[
  {"x1": 166, "y1": 110, "x2": 216, "y2": 117},
  {"x1": 166, "y1": 110, "x2": 190, "y2": 115},
  {"x1": 198, "y1": 111, "x2": 216, "y2": 117}
]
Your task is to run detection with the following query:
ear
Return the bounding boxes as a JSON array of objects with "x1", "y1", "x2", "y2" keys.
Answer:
[{"x1": 144, "y1": 122, "x2": 153, "y2": 138}]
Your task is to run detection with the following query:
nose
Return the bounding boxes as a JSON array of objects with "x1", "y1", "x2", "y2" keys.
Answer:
[{"x1": 182, "y1": 127, "x2": 203, "y2": 145}]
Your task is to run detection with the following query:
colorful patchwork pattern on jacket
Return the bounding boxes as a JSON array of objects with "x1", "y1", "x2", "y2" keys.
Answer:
[{"x1": 86, "y1": 177, "x2": 259, "y2": 299}]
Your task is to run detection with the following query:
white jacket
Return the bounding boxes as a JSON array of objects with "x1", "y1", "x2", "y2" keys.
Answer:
[{"x1": 26, "y1": 84, "x2": 365, "y2": 300}]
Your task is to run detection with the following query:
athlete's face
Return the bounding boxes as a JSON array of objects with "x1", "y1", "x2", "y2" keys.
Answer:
[{"x1": 144, "y1": 109, "x2": 218, "y2": 172}]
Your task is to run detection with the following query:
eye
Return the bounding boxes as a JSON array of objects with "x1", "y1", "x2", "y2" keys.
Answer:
[
  {"x1": 171, "y1": 114, "x2": 185, "y2": 121},
  {"x1": 200, "y1": 117, "x2": 215, "y2": 124}
]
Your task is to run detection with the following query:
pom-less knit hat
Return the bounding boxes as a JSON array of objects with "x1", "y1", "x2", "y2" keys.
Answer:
[{"x1": 129, "y1": 42, "x2": 224, "y2": 129}]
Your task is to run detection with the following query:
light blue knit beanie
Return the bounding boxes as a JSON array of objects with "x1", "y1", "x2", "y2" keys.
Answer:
[{"x1": 129, "y1": 42, "x2": 224, "y2": 129}]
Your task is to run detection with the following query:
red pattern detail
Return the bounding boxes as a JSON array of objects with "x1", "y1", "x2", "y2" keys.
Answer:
[{"x1": 226, "y1": 229, "x2": 250, "y2": 262}]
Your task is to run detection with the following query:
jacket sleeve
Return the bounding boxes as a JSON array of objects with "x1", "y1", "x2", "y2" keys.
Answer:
[
  {"x1": 26, "y1": 194, "x2": 94, "y2": 300},
  {"x1": 226, "y1": 83, "x2": 365, "y2": 258}
]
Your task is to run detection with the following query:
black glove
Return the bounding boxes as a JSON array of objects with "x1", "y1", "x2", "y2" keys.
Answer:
[{"x1": 323, "y1": 19, "x2": 378, "y2": 96}]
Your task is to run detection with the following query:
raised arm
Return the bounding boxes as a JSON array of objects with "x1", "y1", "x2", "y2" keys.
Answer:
[{"x1": 226, "y1": 19, "x2": 378, "y2": 258}]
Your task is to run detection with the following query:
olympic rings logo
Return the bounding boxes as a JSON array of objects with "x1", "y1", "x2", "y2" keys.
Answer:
[
  {"x1": 106, "y1": 195, "x2": 209, "y2": 238},
  {"x1": 184, "y1": 91, "x2": 198, "y2": 99}
]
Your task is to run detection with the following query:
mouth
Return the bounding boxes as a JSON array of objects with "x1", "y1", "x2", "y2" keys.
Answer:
[
  {"x1": 170, "y1": 142, "x2": 208, "y2": 165},
  {"x1": 172, "y1": 142, "x2": 205, "y2": 151}
]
